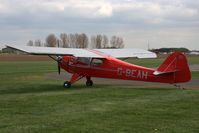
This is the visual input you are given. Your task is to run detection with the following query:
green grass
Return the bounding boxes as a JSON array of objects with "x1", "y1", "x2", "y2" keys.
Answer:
[
  {"x1": 0, "y1": 61, "x2": 57, "y2": 74},
  {"x1": 187, "y1": 57, "x2": 199, "y2": 65},
  {"x1": 0, "y1": 61, "x2": 199, "y2": 133},
  {"x1": 126, "y1": 58, "x2": 164, "y2": 68},
  {"x1": 191, "y1": 71, "x2": 199, "y2": 79}
]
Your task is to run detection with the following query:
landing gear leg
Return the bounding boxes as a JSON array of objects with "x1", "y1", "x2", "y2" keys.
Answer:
[{"x1": 86, "y1": 77, "x2": 93, "y2": 87}]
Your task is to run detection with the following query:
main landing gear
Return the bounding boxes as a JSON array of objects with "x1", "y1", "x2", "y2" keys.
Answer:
[
  {"x1": 63, "y1": 81, "x2": 71, "y2": 88},
  {"x1": 63, "y1": 74, "x2": 93, "y2": 88},
  {"x1": 86, "y1": 80, "x2": 93, "y2": 87}
]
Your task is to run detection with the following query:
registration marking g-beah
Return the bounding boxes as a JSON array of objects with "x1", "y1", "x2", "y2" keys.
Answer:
[{"x1": 117, "y1": 68, "x2": 148, "y2": 79}]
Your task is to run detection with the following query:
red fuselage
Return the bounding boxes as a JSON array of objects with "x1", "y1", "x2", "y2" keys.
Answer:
[{"x1": 59, "y1": 55, "x2": 181, "y2": 84}]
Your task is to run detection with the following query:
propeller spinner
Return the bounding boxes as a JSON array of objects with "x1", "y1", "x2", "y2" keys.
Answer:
[{"x1": 56, "y1": 56, "x2": 62, "y2": 75}]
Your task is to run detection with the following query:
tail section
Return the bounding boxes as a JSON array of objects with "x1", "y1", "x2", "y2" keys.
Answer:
[{"x1": 153, "y1": 52, "x2": 191, "y2": 83}]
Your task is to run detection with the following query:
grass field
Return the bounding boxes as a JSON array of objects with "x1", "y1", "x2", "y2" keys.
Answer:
[
  {"x1": 0, "y1": 57, "x2": 199, "y2": 133},
  {"x1": 191, "y1": 71, "x2": 199, "y2": 79}
]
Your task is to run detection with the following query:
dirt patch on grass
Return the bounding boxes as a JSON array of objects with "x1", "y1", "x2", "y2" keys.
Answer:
[
  {"x1": 24, "y1": 75, "x2": 44, "y2": 79},
  {"x1": 190, "y1": 64, "x2": 199, "y2": 71},
  {"x1": 15, "y1": 75, "x2": 44, "y2": 80}
]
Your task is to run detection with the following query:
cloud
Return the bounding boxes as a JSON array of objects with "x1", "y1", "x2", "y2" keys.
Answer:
[
  {"x1": 112, "y1": 1, "x2": 198, "y2": 24},
  {"x1": 116, "y1": 27, "x2": 199, "y2": 50},
  {"x1": 0, "y1": 0, "x2": 113, "y2": 18},
  {"x1": 0, "y1": 0, "x2": 199, "y2": 50},
  {"x1": 0, "y1": 0, "x2": 198, "y2": 22},
  {"x1": 97, "y1": 3, "x2": 112, "y2": 17},
  {"x1": 43, "y1": 0, "x2": 113, "y2": 18},
  {"x1": 0, "y1": 2, "x2": 15, "y2": 15}
]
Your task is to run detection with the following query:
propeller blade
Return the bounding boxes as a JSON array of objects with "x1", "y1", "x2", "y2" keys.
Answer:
[{"x1": 58, "y1": 65, "x2": 61, "y2": 75}]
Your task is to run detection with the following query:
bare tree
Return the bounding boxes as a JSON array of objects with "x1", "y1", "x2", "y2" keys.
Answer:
[
  {"x1": 60, "y1": 33, "x2": 69, "y2": 48},
  {"x1": 96, "y1": 34, "x2": 102, "y2": 49},
  {"x1": 116, "y1": 37, "x2": 124, "y2": 48},
  {"x1": 81, "y1": 33, "x2": 88, "y2": 48},
  {"x1": 43, "y1": 33, "x2": 122, "y2": 48},
  {"x1": 69, "y1": 33, "x2": 88, "y2": 48},
  {"x1": 110, "y1": 36, "x2": 117, "y2": 48},
  {"x1": 90, "y1": 35, "x2": 97, "y2": 48},
  {"x1": 57, "y1": 39, "x2": 61, "y2": 48},
  {"x1": 45, "y1": 34, "x2": 57, "y2": 47},
  {"x1": 110, "y1": 36, "x2": 124, "y2": 48},
  {"x1": 68, "y1": 34, "x2": 76, "y2": 48},
  {"x1": 102, "y1": 35, "x2": 109, "y2": 48},
  {"x1": 34, "y1": 40, "x2": 42, "y2": 47},
  {"x1": 75, "y1": 33, "x2": 82, "y2": 48},
  {"x1": 27, "y1": 40, "x2": 33, "y2": 46}
]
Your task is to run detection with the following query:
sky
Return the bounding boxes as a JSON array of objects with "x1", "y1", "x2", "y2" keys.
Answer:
[{"x1": 0, "y1": 0, "x2": 199, "y2": 50}]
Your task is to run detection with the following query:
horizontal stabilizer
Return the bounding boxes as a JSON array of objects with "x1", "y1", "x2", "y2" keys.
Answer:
[{"x1": 153, "y1": 70, "x2": 178, "y2": 75}]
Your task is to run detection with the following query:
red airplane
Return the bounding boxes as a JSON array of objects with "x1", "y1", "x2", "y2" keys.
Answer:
[{"x1": 6, "y1": 45, "x2": 191, "y2": 89}]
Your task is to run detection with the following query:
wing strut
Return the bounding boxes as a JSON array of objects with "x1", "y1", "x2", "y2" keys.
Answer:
[{"x1": 48, "y1": 55, "x2": 57, "y2": 61}]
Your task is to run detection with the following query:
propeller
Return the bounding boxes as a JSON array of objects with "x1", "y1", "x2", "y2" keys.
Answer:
[{"x1": 56, "y1": 56, "x2": 62, "y2": 75}]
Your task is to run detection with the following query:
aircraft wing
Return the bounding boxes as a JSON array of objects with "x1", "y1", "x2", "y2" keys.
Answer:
[
  {"x1": 6, "y1": 45, "x2": 103, "y2": 58},
  {"x1": 6, "y1": 45, "x2": 156, "y2": 59},
  {"x1": 95, "y1": 49, "x2": 156, "y2": 58}
]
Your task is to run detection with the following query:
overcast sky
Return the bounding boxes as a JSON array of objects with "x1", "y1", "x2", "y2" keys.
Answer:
[{"x1": 0, "y1": 0, "x2": 199, "y2": 50}]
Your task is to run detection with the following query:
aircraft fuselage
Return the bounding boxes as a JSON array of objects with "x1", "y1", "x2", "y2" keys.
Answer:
[{"x1": 59, "y1": 56, "x2": 175, "y2": 84}]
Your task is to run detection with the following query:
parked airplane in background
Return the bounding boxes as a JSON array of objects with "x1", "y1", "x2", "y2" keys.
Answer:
[{"x1": 6, "y1": 45, "x2": 191, "y2": 89}]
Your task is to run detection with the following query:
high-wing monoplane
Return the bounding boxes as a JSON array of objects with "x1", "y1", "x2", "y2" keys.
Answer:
[{"x1": 6, "y1": 45, "x2": 191, "y2": 89}]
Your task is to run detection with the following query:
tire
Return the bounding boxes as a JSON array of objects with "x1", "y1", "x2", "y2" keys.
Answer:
[
  {"x1": 63, "y1": 81, "x2": 71, "y2": 88},
  {"x1": 86, "y1": 80, "x2": 93, "y2": 87}
]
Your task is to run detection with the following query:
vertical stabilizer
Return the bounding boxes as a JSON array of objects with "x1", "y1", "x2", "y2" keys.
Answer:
[{"x1": 154, "y1": 52, "x2": 191, "y2": 83}]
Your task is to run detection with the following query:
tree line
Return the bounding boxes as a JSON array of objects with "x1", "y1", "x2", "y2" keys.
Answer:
[
  {"x1": 151, "y1": 47, "x2": 190, "y2": 53},
  {"x1": 27, "y1": 33, "x2": 124, "y2": 49}
]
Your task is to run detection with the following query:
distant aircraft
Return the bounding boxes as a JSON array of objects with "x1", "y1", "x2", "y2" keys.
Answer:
[{"x1": 6, "y1": 45, "x2": 191, "y2": 89}]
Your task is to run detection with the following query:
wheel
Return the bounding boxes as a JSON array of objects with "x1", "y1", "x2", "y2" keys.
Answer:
[
  {"x1": 86, "y1": 80, "x2": 93, "y2": 87},
  {"x1": 63, "y1": 81, "x2": 71, "y2": 88}
]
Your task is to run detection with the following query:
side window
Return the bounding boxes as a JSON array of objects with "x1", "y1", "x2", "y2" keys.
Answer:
[
  {"x1": 78, "y1": 57, "x2": 90, "y2": 65},
  {"x1": 92, "y1": 59, "x2": 103, "y2": 66}
]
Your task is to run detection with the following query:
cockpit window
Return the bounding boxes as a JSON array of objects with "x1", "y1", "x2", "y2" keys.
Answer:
[
  {"x1": 78, "y1": 57, "x2": 91, "y2": 64},
  {"x1": 91, "y1": 59, "x2": 103, "y2": 66}
]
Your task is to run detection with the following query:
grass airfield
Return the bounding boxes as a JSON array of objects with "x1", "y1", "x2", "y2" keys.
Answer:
[{"x1": 0, "y1": 55, "x2": 199, "y2": 133}]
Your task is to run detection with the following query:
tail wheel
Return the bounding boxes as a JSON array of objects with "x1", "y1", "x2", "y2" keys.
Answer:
[
  {"x1": 86, "y1": 80, "x2": 93, "y2": 87},
  {"x1": 63, "y1": 81, "x2": 71, "y2": 88}
]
